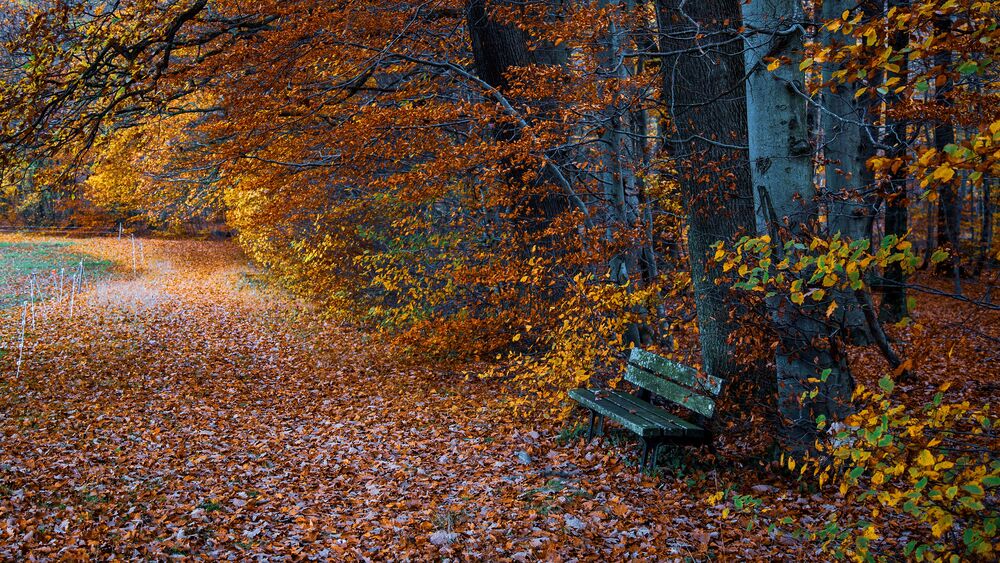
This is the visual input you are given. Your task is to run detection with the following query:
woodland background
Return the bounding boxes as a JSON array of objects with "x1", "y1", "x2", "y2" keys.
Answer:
[{"x1": 0, "y1": 0, "x2": 997, "y2": 559}]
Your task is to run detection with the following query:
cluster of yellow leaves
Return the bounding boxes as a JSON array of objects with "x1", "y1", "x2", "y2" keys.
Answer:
[
  {"x1": 486, "y1": 269, "x2": 667, "y2": 418},
  {"x1": 799, "y1": 380, "x2": 998, "y2": 561},
  {"x1": 713, "y1": 233, "x2": 926, "y2": 316},
  {"x1": 907, "y1": 120, "x2": 1000, "y2": 198}
]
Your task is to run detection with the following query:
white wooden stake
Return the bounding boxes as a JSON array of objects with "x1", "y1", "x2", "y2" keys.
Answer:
[
  {"x1": 69, "y1": 272, "x2": 76, "y2": 319},
  {"x1": 29, "y1": 274, "x2": 36, "y2": 330},
  {"x1": 16, "y1": 301, "x2": 27, "y2": 378},
  {"x1": 131, "y1": 234, "x2": 137, "y2": 276}
]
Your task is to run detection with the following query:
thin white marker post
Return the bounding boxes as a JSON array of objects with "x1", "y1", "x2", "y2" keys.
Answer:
[
  {"x1": 16, "y1": 301, "x2": 27, "y2": 377},
  {"x1": 119, "y1": 223, "x2": 123, "y2": 240},
  {"x1": 29, "y1": 273, "x2": 36, "y2": 330},
  {"x1": 59, "y1": 268, "x2": 65, "y2": 301},
  {"x1": 69, "y1": 271, "x2": 76, "y2": 319},
  {"x1": 131, "y1": 234, "x2": 137, "y2": 276}
]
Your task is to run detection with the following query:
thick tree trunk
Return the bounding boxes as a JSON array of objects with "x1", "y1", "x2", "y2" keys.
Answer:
[
  {"x1": 657, "y1": 0, "x2": 761, "y2": 387},
  {"x1": 466, "y1": 0, "x2": 570, "y2": 225},
  {"x1": 741, "y1": 0, "x2": 853, "y2": 454}
]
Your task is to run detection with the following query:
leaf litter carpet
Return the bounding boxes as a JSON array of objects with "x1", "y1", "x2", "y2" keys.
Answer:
[{"x1": 1, "y1": 238, "x2": 792, "y2": 560}]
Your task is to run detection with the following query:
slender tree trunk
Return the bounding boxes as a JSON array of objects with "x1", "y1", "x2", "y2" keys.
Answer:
[
  {"x1": 597, "y1": 0, "x2": 654, "y2": 346},
  {"x1": 821, "y1": 0, "x2": 876, "y2": 345},
  {"x1": 657, "y1": 0, "x2": 761, "y2": 387},
  {"x1": 922, "y1": 198, "x2": 936, "y2": 268},
  {"x1": 742, "y1": 0, "x2": 853, "y2": 454},
  {"x1": 932, "y1": 14, "x2": 962, "y2": 292},
  {"x1": 977, "y1": 178, "x2": 994, "y2": 274},
  {"x1": 879, "y1": 0, "x2": 911, "y2": 323}
]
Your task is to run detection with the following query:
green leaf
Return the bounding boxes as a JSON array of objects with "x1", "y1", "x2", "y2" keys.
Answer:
[
  {"x1": 931, "y1": 249, "x2": 949, "y2": 264},
  {"x1": 962, "y1": 484, "x2": 985, "y2": 496},
  {"x1": 878, "y1": 375, "x2": 895, "y2": 395},
  {"x1": 957, "y1": 60, "x2": 979, "y2": 75}
]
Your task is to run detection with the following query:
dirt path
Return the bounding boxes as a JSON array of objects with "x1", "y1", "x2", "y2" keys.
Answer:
[{"x1": 0, "y1": 239, "x2": 760, "y2": 560}]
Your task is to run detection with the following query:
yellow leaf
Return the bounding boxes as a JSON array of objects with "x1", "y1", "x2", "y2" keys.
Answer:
[
  {"x1": 511, "y1": 333, "x2": 521, "y2": 342},
  {"x1": 917, "y1": 449, "x2": 935, "y2": 467},
  {"x1": 766, "y1": 59, "x2": 781, "y2": 72},
  {"x1": 932, "y1": 514, "x2": 954, "y2": 537},
  {"x1": 825, "y1": 300, "x2": 839, "y2": 318},
  {"x1": 799, "y1": 58, "x2": 814, "y2": 71},
  {"x1": 932, "y1": 164, "x2": 956, "y2": 182}
]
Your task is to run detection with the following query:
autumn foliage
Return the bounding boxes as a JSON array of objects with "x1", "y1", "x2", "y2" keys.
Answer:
[{"x1": 0, "y1": 0, "x2": 998, "y2": 559}]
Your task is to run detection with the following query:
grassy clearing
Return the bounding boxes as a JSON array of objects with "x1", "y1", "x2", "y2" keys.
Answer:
[{"x1": 0, "y1": 240, "x2": 113, "y2": 308}]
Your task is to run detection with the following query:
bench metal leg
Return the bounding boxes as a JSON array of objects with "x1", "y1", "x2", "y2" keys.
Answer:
[
  {"x1": 596, "y1": 415, "x2": 605, "y2": 437},
  {"x1": 639, "y1": 439, "x2": 650, "y2": 472},
  {"x1": 586, "y1": 410, "x2": 596, "y2": 441},
  {"x1": 640, "y1": 439, "x2": 663, "y2": 473}
]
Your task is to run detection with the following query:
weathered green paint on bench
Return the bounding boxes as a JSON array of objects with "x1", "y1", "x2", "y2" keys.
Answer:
[
  {"x1": 568, "y1": 388, "x2": 706, "y2": 438},
  {"x1": 608, "y1": 391, "x2": 704, "y2": 435},
  {"x1": 568, "y1": 347, "x2": 725, "y2": 471},
  {"x1": 628, "y1": 347, "x2": 724, "y2": 396},
  {"x1": 568, "y1": 389, "x2": 666, "y2": 437},
  {"x1": 624, "y1": 365, "x2": 717, "y2": 418}
]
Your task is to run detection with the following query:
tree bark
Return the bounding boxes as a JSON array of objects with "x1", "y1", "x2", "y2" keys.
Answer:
[
  {"x1": 931, "y1": 14, "x2": 962, "y2": 292},
  {"x1": 820, "y1": 0, "x2": 876, "y2": 345},
  {"x1": 977, "y1": 178, "x2": 994, "y2": 275},
  {"x1": 741, "y1": 0, "x2": 854, "y2": 454},
  {"x1": 878, "y1": 0, "x2": 911, "y2": 323},
  {"x1": 465, "y1": 0, "x2": 571, "y2": 224},
  {"x1": 657, "y1": 0, "x2": 761, "y2": 387}
]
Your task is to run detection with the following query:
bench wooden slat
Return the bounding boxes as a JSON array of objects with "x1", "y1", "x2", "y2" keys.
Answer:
[
  {"x1": 568, "y1": 389, "x2": 705, "y2": 438},
  {"x1": 609, "y1": 392, "x2": 705, "y2": 436},
  {"x1": 587, "y1": 391, "x2": 694, "y2": 436},
  {"x1": 628, "y1": 347, "x2": 723, "y2": 396},
  {"x1": 624, "y1": 364, "x2": 717, "y2": 418},
  {"x1": 568, "y1": 389, "x2": 668, "y2": 437}
]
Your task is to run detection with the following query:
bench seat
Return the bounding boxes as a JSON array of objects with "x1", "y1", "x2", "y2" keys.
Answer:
[
  {"x1": 567, "y1": 388, "x2": 705, "y2": 438},
  {"x1": 568, "y1": 348, "x2": 724, "y2": 472}
]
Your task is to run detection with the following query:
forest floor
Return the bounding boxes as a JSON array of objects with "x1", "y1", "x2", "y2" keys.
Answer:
[{"x1": 0, "y1": 236, "x2": 995, "y2": 560}]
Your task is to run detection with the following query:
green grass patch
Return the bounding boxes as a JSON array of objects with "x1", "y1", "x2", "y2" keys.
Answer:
[{"x1": 0, "y1": 241, "x2": 113, "y2": 308}]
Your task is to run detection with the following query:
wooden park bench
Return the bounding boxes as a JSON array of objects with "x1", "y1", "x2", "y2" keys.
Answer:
[{"x1": 568, "y1": 347, "x2": 724, "y2": 472}]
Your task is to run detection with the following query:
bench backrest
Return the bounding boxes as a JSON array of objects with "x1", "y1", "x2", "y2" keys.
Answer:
[{"x1": 625, "y1": 347, "x2": 724, "y2": 418}]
